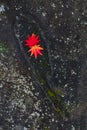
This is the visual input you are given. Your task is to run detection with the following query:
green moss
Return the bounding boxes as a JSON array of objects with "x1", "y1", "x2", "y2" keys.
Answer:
[
  {"x1": 55, "y1": 90, "x2": 62, "y2": 96},
  {"x1": 56, "y1": 108, "x2": 65, "y2": 117},
  {"x1": 40, "y1": 79, "x2": 46, "y2": 85},
  {"x1": 47, "y1": 90, "x2": 55, "y2": 97},
  {"x1": 33, "y1": 53, "x2": 66, "y2": 117},
  {"x1": 0, "y1": 42, "x2": 9, "y2": 53},
  {"x1": 44, "y1": 128, "x2": 49, "y2": 130}
]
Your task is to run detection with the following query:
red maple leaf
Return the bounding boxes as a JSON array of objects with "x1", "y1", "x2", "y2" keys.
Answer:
[
  {"x1": 24, "y1": 34, "x2": 44, "y2": 58},
  {"x1": 25, "y1": 33, "x2": 40, "y2": 47}
]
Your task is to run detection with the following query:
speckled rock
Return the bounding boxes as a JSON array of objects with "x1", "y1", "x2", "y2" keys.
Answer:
[{"x1": 0, "y1": 0, "x2": 87, "y2": 130}]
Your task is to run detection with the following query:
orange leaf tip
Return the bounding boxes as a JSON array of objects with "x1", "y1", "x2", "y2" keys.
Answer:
[{"x1": 28, "y1": 44, "x2": 44, "y2": 58}]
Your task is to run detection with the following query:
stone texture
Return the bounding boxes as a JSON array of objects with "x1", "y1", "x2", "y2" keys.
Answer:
[{"x1": 0, "y1": 0, "x2": 87, "y2": 129}]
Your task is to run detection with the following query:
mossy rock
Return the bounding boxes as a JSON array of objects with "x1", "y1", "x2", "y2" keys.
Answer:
[{"x1": 0, "y1": 42, "x2": 10, "y2": 53}]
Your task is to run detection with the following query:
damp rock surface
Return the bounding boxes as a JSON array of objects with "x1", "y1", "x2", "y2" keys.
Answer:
[
  {"x1": 0, "y1": 35, "x2": 60, "y2": 130},
  {"x1": 0, "y1": 0, "x2": 87, "y2": 130},
  {"x1": 0, "y1": 20, "x2": 63, "y2": 130}
]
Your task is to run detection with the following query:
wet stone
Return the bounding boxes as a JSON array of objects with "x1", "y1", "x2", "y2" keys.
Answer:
[{"x1": 0, "y1": 0, "x2": 87, "y2": 130}]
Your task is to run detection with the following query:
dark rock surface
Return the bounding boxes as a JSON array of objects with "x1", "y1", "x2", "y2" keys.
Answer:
[{"x1": 0, "y1": 0, "x2": 87, "y2": 130}]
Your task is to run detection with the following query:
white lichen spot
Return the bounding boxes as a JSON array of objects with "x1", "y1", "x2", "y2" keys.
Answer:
[
  {"x1": 0, "y1": 5, "x2": 5, "y2": 13},
  {"x1": 42, "y1": 12, "x2": 46, "y2": 17},
  {"x1": 58, "y1": 23, "x2": 61, "y2": 26},
  {"x1": 66, "y1": 37, "x2": 70, "y2": 41},
  {"x1": 24, "y1": 127, "x2": 28, "y2": 130},
  {"x1": 67, "y1": 101, "x2": 70, "y2": 106},
  {"x1": 55, "y1": 120, "x2": 58, "y2": 123},
  {"x1": 66, "y1": 4, "x2": 69, "y2": 8},
  {"x1": 49, "y1": 24, "x2": 53, "y2": 27},
  {"x1": 77, "y1": 18, "x2": 80, "y2": 21},
  {"x1": 35, "y1": 92, "x2": 39, "y2": 96},
  {"x1": 30, "y1": 112, "x2": 40, "y2": 118},
  {"x1": 83, "y1": 22, "x2": 87, "y2": 25},
  {"x1": 61, "y1": 4, "x2": 64, "y2": 8},
  {"x1": 71, "y1": 70, "x2": 77, "y2": 75},
  {"x1": 64, "y1": 84, "x2": 68, "y2": 88},
  {"x1": 16, "y1": 16, "x2": 19, "y2": 20},
  {"x1": 0, "y1": 83, "x2": 3, "y2": 88},
  {"x1": 51, "y1": 3, "x2": 56, "y2": 8},
  {"x1": 71, "y1": 125, "x2": 75, "y2": 130},
  {"x1": 55, "y1": 13, "x2": 58, "y2": 19},
  {"x1": 82, "y1": 12, "x2": 84, "y2": 16},
  {"x1": 34, "y1": 100, "x2": 41, "y2": 111},
  {"x1": 72, "y1": 12, "x2": 74, "y2": 15},
  {"x1": 59, "y1": 12, "x2": 63, "y2": 16},
  {"x1": 52, "y1": 118, "x2": 54, "y2": 122}
]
